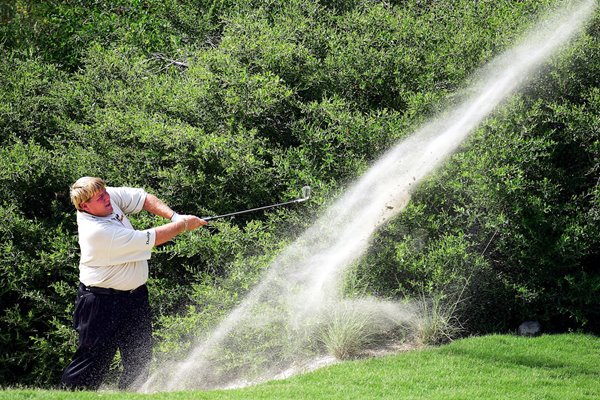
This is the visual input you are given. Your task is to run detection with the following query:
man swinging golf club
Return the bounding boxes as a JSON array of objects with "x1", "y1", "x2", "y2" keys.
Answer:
[{"x1": 60, "y1": 177, "x2": 206, "y2": 391}]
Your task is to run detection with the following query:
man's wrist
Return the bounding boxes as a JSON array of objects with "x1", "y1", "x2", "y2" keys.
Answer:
[
  {"x1": 171, "y1": 212, "x2": 183, "y2": 222},
  {"x1": 181, "y1": 218, "x2": 188, "y2": 232}
]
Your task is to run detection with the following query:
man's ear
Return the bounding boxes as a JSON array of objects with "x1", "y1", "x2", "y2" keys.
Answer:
[{"x1": 80, "y1": 202, "x2": 89, "y2": 212}]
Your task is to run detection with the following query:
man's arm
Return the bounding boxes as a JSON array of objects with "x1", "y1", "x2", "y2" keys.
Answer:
[
  {"x1": 153, "y1": 217, "x2": 205, "y2": 245},
  {"x1": 143, "y1": 193, "x2": 177, "y2": 219},
  {"x1": 143, "y1": 194, "x2": 207, "y2": 245}
]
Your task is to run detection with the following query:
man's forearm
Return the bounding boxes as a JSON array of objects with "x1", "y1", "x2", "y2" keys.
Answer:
[
  {"x1": 143, "y1": 194, "x2": 207, "y2": 245},
  {"x1": 143, "y1": 193, "x2": 175, "y2": 220},
  {"x1": 153, "y1": 215, "x2": 206, "y2": 246},
  {"x1": 154, "y1": 220, "x2": 187, "y2": 246}
]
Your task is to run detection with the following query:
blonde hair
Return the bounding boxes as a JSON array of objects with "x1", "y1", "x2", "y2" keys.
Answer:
[{"x1": 70, "y1": 177, "x2": 106, "y2": 211}]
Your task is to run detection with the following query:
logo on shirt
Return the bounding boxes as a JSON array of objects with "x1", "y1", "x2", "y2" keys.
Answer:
[{"x1": 146, "y1": 231, "x2": 151, "y2": 245}]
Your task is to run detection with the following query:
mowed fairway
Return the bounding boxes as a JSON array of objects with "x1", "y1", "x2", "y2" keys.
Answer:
[{"x1": 2, "y1": 334, "x2": 598, "y2": 399}]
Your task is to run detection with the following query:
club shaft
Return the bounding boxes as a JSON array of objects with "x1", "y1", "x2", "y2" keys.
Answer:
[{"x1": 203, "y1": 198, "x2": 308, "y2": 221}]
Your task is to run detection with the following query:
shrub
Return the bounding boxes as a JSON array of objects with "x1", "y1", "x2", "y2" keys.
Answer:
[
  {"x1": 318, "y1": 305, "x2": 376, "y2": 359},
  {"x1": 411, "y1": 290, "x2": 466, "y2": 346}
]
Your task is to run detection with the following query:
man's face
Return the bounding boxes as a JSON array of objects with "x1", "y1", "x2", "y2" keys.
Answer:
[{"x1": 80, "y1": 188, "x2": 113, "y2": 217}]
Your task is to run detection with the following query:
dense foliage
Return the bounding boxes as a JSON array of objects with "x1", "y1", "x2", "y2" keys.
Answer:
[{"x1": 0, "y1": 0, "x2": 598, "y2": 388}]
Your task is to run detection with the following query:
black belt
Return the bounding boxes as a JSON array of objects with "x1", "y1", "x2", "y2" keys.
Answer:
[{"x1": 79, "y1": 282, "x2": 146, "y2": 295}]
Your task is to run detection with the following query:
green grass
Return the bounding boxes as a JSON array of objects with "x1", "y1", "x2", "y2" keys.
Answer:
[{"x1": 2, "y1": 334, "x2": 598, "y2": 399}]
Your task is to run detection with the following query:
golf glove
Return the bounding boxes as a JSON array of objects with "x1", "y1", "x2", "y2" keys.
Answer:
[{"x1": 170, "y1": 212, "x2": 185, "y2": 223}]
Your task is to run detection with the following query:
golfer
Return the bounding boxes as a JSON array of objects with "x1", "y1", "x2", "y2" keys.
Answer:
[{"x1": 60, "y1": 177, "x2": 206, "y2": 390}]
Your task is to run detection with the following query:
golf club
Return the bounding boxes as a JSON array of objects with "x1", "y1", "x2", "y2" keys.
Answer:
[{"x1": 201, "y1": 186, "x2": 312, "y2": 222}]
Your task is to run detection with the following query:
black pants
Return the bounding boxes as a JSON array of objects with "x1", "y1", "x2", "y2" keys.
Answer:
[{"x1": 60, "y1": 283, "x2": 153, "y2": 391}]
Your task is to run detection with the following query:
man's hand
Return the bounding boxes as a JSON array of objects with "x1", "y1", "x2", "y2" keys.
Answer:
[{"x1": 180, "y1": 215, "x2": 208, "y2": 231}]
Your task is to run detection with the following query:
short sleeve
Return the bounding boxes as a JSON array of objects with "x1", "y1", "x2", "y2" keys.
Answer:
[
  {"x1": 108, "y1": 227, "x2": 156, "y2": 264},
  {"x1": 107, "y1": 187, "x2": 147, "y2": 215}
]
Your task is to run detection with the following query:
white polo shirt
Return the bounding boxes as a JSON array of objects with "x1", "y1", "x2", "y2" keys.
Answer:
[{"x1": 77, "y1": 187, "x2": 156, "y2": 290}]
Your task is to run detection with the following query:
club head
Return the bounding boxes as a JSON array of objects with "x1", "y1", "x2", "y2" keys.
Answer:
[{"x1": 301, "y1": 185, "x2": 312, "y2": 200}]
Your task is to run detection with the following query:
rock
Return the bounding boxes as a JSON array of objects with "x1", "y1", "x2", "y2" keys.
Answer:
[{"x1": 517, "y1": 320, "x2": 541, "y2": 336}]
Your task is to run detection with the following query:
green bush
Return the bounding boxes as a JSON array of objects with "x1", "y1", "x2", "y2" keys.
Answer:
[{"x1": 0, "y1": 0, "x2": 229, "y2": 71}]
